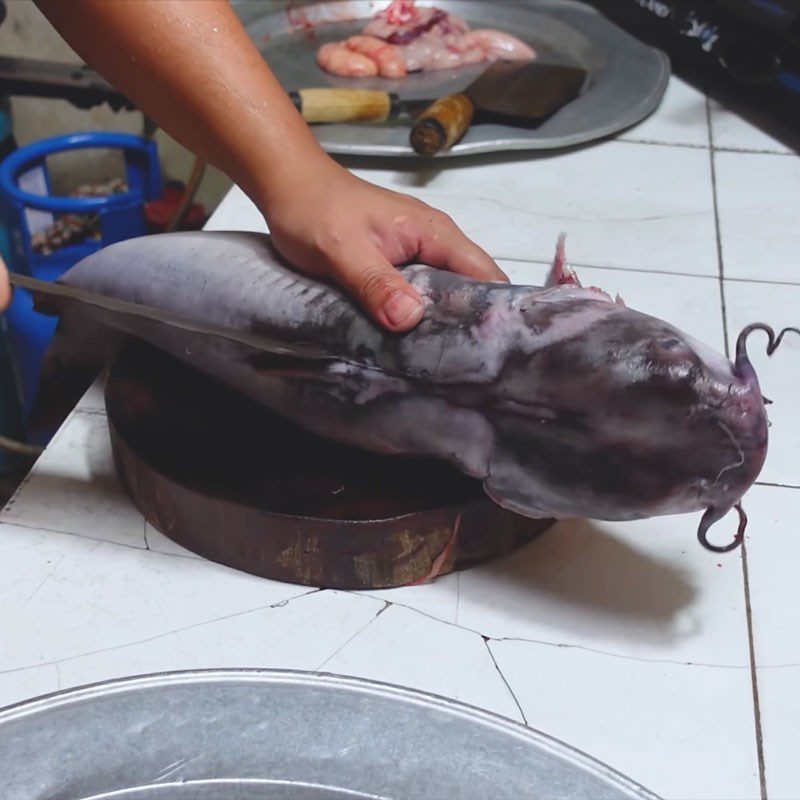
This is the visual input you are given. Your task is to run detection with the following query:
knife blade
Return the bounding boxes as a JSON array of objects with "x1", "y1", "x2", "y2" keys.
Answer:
[
  {"x1": 9, "y1": 273, "x2": 335, "y2": 361},
  {"x1": 409, "y1": 60, "x2": 588, "y2": 156}
]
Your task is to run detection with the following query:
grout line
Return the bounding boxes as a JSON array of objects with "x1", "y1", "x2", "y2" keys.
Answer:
[
  {"x1": 725, "y1": 275, "x2": 800, "y2": 289},
  {"x1": 620, "y1": 136, "x2": 797, "y2": 157},
  {"x1": 715, "y1": 146, "x2": 797, "y2": 158},
  {"x1": 755, "y1": 480, "x2": 800, "y2": 490},
  {"x1": 743, "y1": 541, "x2": 769, "y2": 800},
  {"x1": 706, "y1": 99, "x2": 731, "y2": 359},
  {"x1": 495, "y1": 255, "x2": 800, "y2": 290},
  {"x1": 709, "y1": 96, "x2": 768, "y2": 800},
  {"x1": 618, "y1": 137, "x2": 708, "y2": 151}
]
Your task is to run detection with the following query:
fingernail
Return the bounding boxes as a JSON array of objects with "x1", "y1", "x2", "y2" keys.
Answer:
[{"x1": 383, "y1": 291, "x2": 423, "y2": 328}]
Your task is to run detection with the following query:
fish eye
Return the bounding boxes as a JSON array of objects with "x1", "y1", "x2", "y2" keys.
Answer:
[{"x1": 656, "y1": 337, "x2": 682, "y2": 351}]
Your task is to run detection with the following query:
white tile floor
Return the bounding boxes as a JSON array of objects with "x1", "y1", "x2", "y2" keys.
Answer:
[{"x1": 1, "y1": 78, "x2": 798, "y2": 799}]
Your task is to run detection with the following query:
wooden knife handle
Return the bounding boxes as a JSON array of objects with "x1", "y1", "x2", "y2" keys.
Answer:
[
  {"x1": 409, "y1": 94, "x2": 475, "y2": 156},
  {"x1": 289, "y1": 88, "x2": 397, "y2": 124}
]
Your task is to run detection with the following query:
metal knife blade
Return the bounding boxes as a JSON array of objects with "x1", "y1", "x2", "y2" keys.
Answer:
[{"x1": 10, "y1": 273, "x2": 335, "y2": 361}]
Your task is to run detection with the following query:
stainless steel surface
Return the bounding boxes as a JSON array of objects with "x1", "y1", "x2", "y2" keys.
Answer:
[
  {"x1": 233, "y1": 0, "x2": 670, "y2": 157},
  {"x1": 10, "y1": 273, "x2": 334, "y2": 361},
  {"x1": 0, "y1": 669, "x2": 661, "y2": 800}
]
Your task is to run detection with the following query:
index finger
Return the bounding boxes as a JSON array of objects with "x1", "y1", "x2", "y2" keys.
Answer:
[{"x1": 416, "y1": 211, "x2": 508, "y2": 283}]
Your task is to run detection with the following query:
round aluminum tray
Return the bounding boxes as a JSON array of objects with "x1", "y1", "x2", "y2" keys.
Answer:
[
  {"x1": 233, "y1": 0, "x2": 670, "y2": 157},
  {"x1": 0, "y1": 670, "x2": 661, "y2": 799}
]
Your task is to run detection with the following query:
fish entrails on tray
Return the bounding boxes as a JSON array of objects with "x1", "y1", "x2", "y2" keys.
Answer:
[
  {"x1": 317, "y1": 0, "x2": 535, "y2": 78},
  {"x1": 37, "y1": 231, "x2": 795, "y2": 553}
]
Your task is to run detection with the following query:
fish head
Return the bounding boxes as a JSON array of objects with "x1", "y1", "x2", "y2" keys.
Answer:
[{"x1": 483, "y1": 240, "x2": 770, "y2": 550}]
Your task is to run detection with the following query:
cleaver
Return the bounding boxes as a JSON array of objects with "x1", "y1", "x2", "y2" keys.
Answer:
[
  {"x1": 8, "y1": 272, "x2": 334, "y2": 361},
  {"x1": 289, "y1": 60, "x2": 587, "y2": 156},
  {"x1": 409, "y1": 60, "x2": 588, "y2": 156}
]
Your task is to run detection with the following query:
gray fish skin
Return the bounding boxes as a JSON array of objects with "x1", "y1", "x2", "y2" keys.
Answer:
[{"x1": 55, "y1": 230, "x2": 768, "y2": 530}]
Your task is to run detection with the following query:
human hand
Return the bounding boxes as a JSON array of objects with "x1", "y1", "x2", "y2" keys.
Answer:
[{"x1": 264, "y1": 160, "x2": 507, "y2": 332}]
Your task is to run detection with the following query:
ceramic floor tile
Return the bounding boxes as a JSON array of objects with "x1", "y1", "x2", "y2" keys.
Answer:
[
  {"x1": 730, "y1": 484, "x2": 800, "y2": 667},
  {"x1": 755, "y1": 665, "x2": 800, "y2": 800},
  {"x1": 0, "y1": 664, "x2": 59, "y2": 711},
  {"x1": 724, "y1": 280, "x2": 800, "y2": 487},
  {"x1": 1, "y1": 411, "x2": 146, "y2": 548},
  {"x1": 453, "y1": 512, "x2": 749, "y2": 666},
  {"x1": 0, "y1": 522, "x2": 305, "y2": 674},
  {"x1": 620, "y1": 77, "x2": 709, "y2": 148},
  {"x1": 349, "y1": 141, "x2": 717, "y2": 275},
  {"x1": 359, "y1": 571, "x2": 459, "y2": 625},
  {"x1": 490, "y1": 639, "x2": 760, "y2": 800},
  {"x1": 710, "y1": 99, "x2": 796, "y2": 155},
  {"x1": 715, "y1": 151, "x2": 800, "y2": 284},
  {"x1": 144, "y1": 522, "x2": 202, "y2": 560},
  {"x1": 56, "y1": 590, "x2": 383, "y2": 691},
  {"x1": 499, "y1": 260, "x2": 726, "y2": 350},
  {"x1": 320, "y1": 604, "x2": 524, "y2": 722}
]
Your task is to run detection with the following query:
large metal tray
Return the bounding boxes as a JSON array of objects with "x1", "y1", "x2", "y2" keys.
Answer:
[
  {"x1": 0, "y1": 669, "x2": 661, "y2": 799},
  {"x1": 233, "y1": 0, "x2": 670, "y2": 157}
]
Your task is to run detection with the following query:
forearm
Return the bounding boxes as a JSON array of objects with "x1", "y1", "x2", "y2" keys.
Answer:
[{"x1": 34, "y1": 0, "x2": 332, "y2": 215}]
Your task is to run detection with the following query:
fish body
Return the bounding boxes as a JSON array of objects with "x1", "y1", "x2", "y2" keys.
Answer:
[{"x1": 50, "y1": 231, "x2": 769, "y2": 547}]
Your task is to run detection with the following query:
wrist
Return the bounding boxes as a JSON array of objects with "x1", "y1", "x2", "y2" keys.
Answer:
[{"x1": 245, "y1": 147, "x2": 344, "y2": 222}]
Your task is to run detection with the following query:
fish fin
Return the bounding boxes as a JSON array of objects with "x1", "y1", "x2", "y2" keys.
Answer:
[
  {"x1": 544, "y1": 232, "x2": 582, "y2": 288},
  {"x1": 615, "y1": 293, "x2": 626, "y2": 307}
]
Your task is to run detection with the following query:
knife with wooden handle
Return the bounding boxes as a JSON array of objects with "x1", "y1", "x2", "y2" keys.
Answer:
[
  {"x1": 289, "y1": 88, "x2": 412, "y2": 124},
  {"x1": 9, "y1": 273, "x2": 334, "y2": 361},
  {"x1": 410, "y1": 61, "x2": 588, "y2": 157}
]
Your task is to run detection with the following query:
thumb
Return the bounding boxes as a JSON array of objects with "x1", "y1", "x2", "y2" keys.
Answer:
[{"x1": 329, "y1": 244, "x2": 424, "y2": 332}]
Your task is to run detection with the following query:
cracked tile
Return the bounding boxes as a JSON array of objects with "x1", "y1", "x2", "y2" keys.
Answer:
[
  {"x1": 1, "y1": 412, "x2": 145, "y2": 549},
  {"x1": 0, "y1": 663, "x2": 59, "y2": 711},
  {"x1": 357, "y1": 571, "x2": 460, "y2": 625},
  {"x1": 144, "y1": 522, "x2": 203, "y2": 560},
  {"x1": 56, "y1": 590, "x2": 383, "y2": 691},
  {"x1": 489, "y1": 639, "x2": 760, "y2": 800},
  {"x1": 0, "y1": 521, "x2": 305, "y2": 676},
  {"x1": 320, "y1": 604, "x2": 523, "y2": 723},
  {"x1": 455, "y1": 514, "x2": 750, "y2": 667}
]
